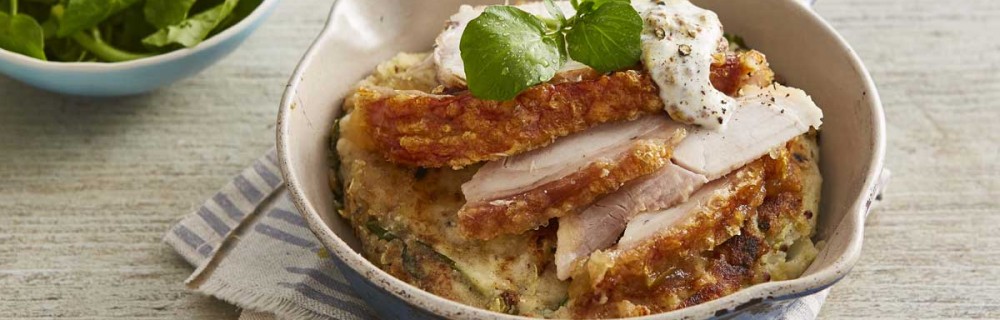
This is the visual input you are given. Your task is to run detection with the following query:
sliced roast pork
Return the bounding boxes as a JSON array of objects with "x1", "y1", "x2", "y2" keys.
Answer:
[
  {"x1": 458, "y1": 116, "x2": 686, "y2": 240},
  {"x1": 555, "y1": 162, "x2": 707, "y2": 279},
  {"x1": 564, "y1": 164, "x2": 767, "y2": 317},
  {"x1": 553, "y1": 83, "x2": 823, "y2": 278},
  {"x1": 564, "y1": 139, "x2": 818, "y2": 318},
  {"x1": 672, "y1": 84, "x2": 824, "y2": 179}
]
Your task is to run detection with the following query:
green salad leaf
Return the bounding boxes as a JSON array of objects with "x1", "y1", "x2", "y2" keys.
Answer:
[
  {"x1": 142, "y1": 0, "x2": 238, "y2": 48},
  {"x1": 109, "y1": 4, "x2": 156, "y2": 52},
  {"x1": 0, "y1": 10, "x2": 47, "y2": 60},
  {"x1": 143, "y1": 0, "x2": 196, "y2": 29},
  {"x1": 460, "y1": 5, "x2": 564, "y2": 101},
  {"x1": 211, "y1": 0, "x2": 262, "y2": 36},
  {"x1": 72, "y1": 28, "x2": 151, "y2": 61},
  {"x1": 542, "y1": 0, "x2": 566, "y2": 27},
  {"x1": 0, "y1": 0, "x2": 261, "y2": 63},
  {"x1": 57, "y1": 0, "x2": 142, "y2": 37},
  {"x1": 573, "y1": 0, "x2": 629, "y2": 10},
  {"x1": 46, "y1": 36, "x2": 89, "y2": 61},
  {"x1": 187, "y1": 0, "x2": 225, "y2": 15},
  {"x1": 461, "y1": 0, "x2": 642, "y2": 100},
  {"x1": 6, "y1": 0, "x2": 54, "y2": 20},
  {"x1": 565, "y1": 1, "x2": 641, "y2": 72}
]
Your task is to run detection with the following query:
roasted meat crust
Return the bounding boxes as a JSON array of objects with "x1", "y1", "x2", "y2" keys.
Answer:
[
  {"x1": 711, "y1": 50, "x2": 774, "y2": 97},
  {"x1": 353, "y1": 51, "x2": 773, "y2": 168},
  {"x1": 352, "y1": 70, "x2": 664, "y2": 168},
  {"x1": 566, "y1": 139, "x2": 811, "y2": 318},
  {"x1": 458, "y1": 129, "x2": 686, "y2": 240}
]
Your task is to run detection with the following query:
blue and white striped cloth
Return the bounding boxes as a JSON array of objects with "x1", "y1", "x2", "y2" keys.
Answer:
[{"x1": 164, "y1": 149, "x2": 831, "y2": 320}]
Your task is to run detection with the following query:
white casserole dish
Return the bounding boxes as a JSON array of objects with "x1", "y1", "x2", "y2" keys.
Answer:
[{"x1": 276, "y1": 0, "x2": 889, "y2": 318}]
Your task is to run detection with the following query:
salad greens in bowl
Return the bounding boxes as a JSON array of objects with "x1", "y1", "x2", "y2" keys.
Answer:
[{"x1": 0, "y1": 0, "x2": 279, "y2": 96}]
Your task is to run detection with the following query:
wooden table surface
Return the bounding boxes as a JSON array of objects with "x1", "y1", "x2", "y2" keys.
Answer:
[{"x1": 1, "y1": 0, "x2": 997, "y2": 319}]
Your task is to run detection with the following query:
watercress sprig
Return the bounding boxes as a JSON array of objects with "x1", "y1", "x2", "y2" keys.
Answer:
[
  {"x1": 0, "y1": 0, "x2": 47, "y2": 60},
  {"x1": 460, "y1": 0, "x2": 642, "y2": 100}
]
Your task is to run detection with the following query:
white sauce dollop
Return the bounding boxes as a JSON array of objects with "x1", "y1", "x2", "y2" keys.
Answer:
[{"x1": 636, "y1": 0, "x2": 733, "y2": 129}]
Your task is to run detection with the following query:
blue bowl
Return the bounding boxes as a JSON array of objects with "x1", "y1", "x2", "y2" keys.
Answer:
[{"x1": 0, "y1": 0, "x2": 280, "y2": 97}]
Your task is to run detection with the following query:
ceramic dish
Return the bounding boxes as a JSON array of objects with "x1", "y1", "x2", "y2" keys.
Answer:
[
  {"x1": 0, "y1": 0, "x2": 280, "y2": 97},
  {"x1": 277, "y1": 0, "x2": 888, "y2": 318}
]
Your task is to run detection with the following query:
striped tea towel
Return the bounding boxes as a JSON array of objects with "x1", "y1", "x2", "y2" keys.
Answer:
[{"x1": 164, "y1": 148, "x2": 832, "y2": 320}]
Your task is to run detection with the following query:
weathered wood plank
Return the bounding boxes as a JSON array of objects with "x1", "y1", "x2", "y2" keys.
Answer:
[{"x1": 815, "y1": 0, "x2": 1000, "y2": 318}]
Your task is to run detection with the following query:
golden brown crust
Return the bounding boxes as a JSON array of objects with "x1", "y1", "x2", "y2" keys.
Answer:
[
  {"x1": 679, "y1": 192, "x2": 802, "y2": 309},
  {"x1": 458, "y1": 130, "x2": 685, "y2": 240},
  {"x1": 354, "y1": 53, "x2": 774, "y2": 168},
  {"x1": 567, "y1": 160, "x2": 768, "y2": 318},
  {"x1": 566, "y1": 141, "x2": 810, "y2": 318},
  {"x1": 353, "y1": 70, "x2": 664, "y2": 168},
  {"x1": 710, "y1": 50, "x2": 775, "y2": 97}
]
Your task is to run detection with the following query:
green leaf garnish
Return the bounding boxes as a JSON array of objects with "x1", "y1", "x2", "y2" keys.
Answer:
[
  {"x1": 542, "y1": 0, "x2": 566, "y2": 27},
  {"x1": 71, "y1": 28, "x2": 152, "y2": 62},
  {"x1": 211, "y1": 0, "x2": 263, "y2": 37},
  {"x1": 142, "y1": 0, "x2": 239, "y2": 49},
  {"x1": 0, "y1": 9, "x2": 47, "y2": 60},
  {"x1": 565, "y1": 1, "x2": 641, "y2": 73},
  {"x1": 57, "y1": 0, "x2": 142, "y2": 37},
  {"x1": 109, "y1": 4, "x2": 158, "y2": 52},
  {"x1": 143, "y1": 0, "x2": 196, "y2": 29},
  {"x1": 577, "y1": 0, "x2": 630, "y2": 11},
  {"x1": 0, "y1": 0, "x2": 261, "y2": 63},
  {"x1": 460, "y1": 5, "x2": 565, "y2": 101},
  {"x1": 461, "y1": 0, "x2": 642, "y2": 100}
]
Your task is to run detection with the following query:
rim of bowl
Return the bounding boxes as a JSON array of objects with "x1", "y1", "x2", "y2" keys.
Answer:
[
  {"x1": 277, "y1": 0, "x2": 887, "y2": 318},
  {"x1": 0, "y1": 0, "x2": 281, "y2": 72}
]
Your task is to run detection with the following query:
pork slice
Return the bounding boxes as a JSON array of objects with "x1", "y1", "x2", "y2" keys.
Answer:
[
  {"x1": 566, "y1": 153, "x2": 800, "y2": 317},
  {"x1": 553, "y1": 83, "x2": 822, "y2": 278},
  {"x1": 673, "y1": 84, "x2": 823, "y2": 179},
  {"x1": 554, "y1": 162, "x2": 707, "y2": 279},
  {"x1": 462, "y1": 115, "x2": 683, "y2": 202},
  {"x1": 616, "y1": 178, "x2": 728, "y2": 250},
  {"x1": 458, "y1": 116, "x2": 686, "y2": 240}
]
